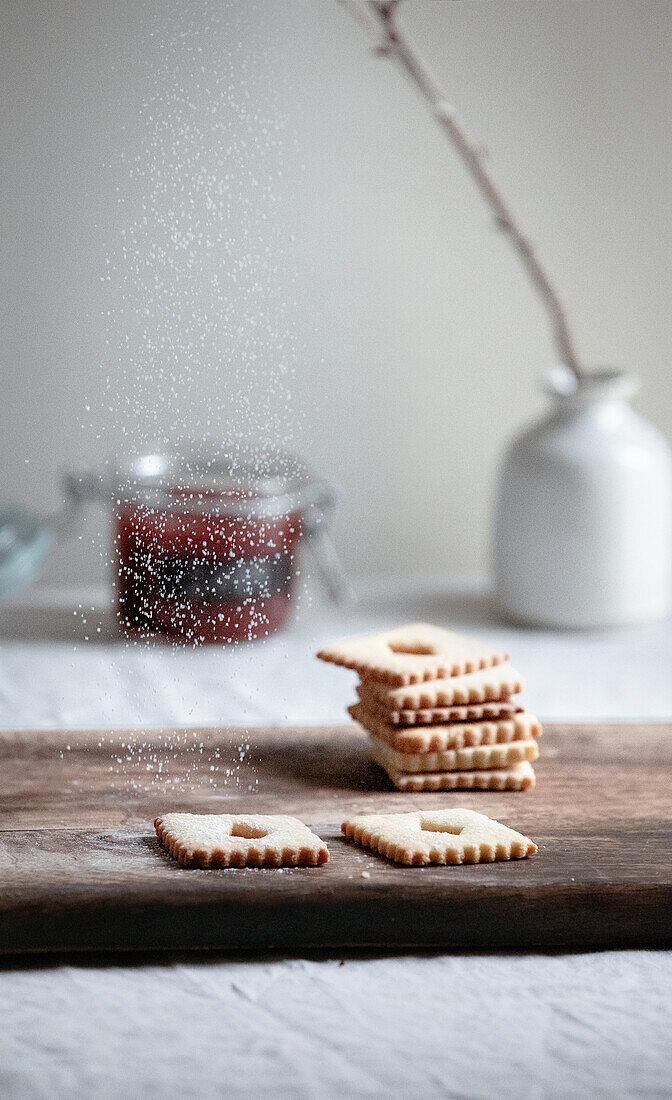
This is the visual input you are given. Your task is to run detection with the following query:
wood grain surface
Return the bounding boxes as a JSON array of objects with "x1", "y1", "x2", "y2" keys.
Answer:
[{"x1": 1, "y1": 722, "x2": 671, "y2": 953}]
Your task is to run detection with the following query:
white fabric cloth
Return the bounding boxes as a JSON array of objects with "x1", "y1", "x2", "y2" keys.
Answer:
[
  {"x1": 2, "y1": 575, "x2": 672, "y2": 727},
  {"x1": 1, "y1": 951, "x2": 670, "y2": 1099},
  {"x1": 1, "y1": 578, "x2": 671, "y2": 1099}
]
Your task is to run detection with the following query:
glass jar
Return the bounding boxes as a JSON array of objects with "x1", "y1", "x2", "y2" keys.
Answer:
[{"x1": 59, "y1": 447, "x2": 347, "y2": 642}]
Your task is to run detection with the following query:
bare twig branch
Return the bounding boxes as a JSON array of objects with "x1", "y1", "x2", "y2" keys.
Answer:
[{"x1": 342, "y1": 0, "x2": 584, "y2": 379}]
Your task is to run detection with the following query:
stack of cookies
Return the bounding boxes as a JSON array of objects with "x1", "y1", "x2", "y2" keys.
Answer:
[{"x1": 318, "y1": 623, "x2": 541, "y2": 792}]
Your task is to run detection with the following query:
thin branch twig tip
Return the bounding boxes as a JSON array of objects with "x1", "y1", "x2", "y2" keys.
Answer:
[{"x1": 342, "y1": 0, "x2": 584, "y2": 379}]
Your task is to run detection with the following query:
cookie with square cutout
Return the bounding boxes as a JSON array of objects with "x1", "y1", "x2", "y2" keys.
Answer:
[
  {"x1": 317, "y1": 623, "x2": 509, "y2": 686},
  {"x1": 342, "y1": 807, "x2": 537, "y2": 865},
  {"x1": 155, "y1": 813, "x2": 329, "y2": 868}
]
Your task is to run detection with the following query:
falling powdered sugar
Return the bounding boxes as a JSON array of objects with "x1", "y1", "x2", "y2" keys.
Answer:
[{"x1": 72, "y1": 2, "x2": 312, "y2": 794}]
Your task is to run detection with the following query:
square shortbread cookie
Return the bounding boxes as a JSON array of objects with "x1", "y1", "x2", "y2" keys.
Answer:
[
  {"x1": 349, "y1": 702, "x2": 541, "y2": 753},
  {"x1": 374, "y1": 757, "x2": 537, "y2": 792},
  {"x1": 357, "y1": 664, "x2": 524, "y2": 711},
  {"x1": 342, "y1": 808, "x2": 537, "y2": 865},
  {"x1": 368, "y1": 731, "x2": 539, "y2": 774},
  {"x1": 356, "y1": 694, "x2": 523, "y2": 726},
  {"x1": 317, "y1": 623, "x2": 509, "y2": 686},
  {"x1": 154, "y1": 813, "x2": 329, "y2": 868}
]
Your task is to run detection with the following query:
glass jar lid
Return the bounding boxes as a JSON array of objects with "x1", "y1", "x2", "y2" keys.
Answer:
[{"x1": 66, "y1": 446, "x2": 335, "y2": 521}]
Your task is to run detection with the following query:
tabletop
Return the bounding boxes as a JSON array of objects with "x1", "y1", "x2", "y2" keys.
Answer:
[{"x1": 1, "y1": 575, "x2": 671, "y2": 1099}]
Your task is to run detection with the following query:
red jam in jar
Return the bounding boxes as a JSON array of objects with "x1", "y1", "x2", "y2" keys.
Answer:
[{"x1": 109, "y1": 450, "x2": 337, "y2": 643}]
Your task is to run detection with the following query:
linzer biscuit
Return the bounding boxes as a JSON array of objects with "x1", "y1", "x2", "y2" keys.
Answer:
[
  {"x1": 317, "y1": 623, "x2": 509, "y2": 686},
  {"x1": 342, "y1": 808, "x2": 537, "y2": 865},
  {"x1": 349, "y1": 702, "x2": 541, "y2": 754},
  {"x1": 154, "y1": 813, "x2": 329, "y2": 868},
  {"x1": 357, "y1": 664, "x2": 524, "y2": 711},
  {"x1": 367, "y1": 730, "x2": 539, "y2": 774},
  {"x1": 373, "y1": 757, "x2": 537, "y2": 793}
]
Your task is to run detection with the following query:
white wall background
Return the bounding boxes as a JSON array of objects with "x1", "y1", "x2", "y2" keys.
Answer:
[{"x1": 2, "y1": 0, "x2": 672, "y2": 590}]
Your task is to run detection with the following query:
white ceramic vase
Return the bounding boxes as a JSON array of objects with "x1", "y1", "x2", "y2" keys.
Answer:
[{"x1": 493, "y1": 367, "x2": 672, "y2": 628}]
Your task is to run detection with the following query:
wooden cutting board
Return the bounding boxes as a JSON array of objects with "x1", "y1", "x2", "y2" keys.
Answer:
[{"x1": 1, "y1": 722, "x2": 670, "y2": 953}]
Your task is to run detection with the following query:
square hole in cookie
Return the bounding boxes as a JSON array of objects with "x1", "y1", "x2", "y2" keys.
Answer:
[
  {"x1": 388, "y1": 642, "x2": 437, "y2": 655},
  {"x1": 230, "y1": 823, "x2": 268, "y2": 839},
  {"x1": 420, "y1": 819, "x2": 464, "y2": 835}
]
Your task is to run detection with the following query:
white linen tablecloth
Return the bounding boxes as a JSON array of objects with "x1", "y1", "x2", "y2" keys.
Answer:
[{"x1": 1, "y1": 577, "x2": 671, "y2": 1099}]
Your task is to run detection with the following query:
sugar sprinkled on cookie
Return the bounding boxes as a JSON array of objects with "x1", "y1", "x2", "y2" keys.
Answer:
[
  {"x1": 342, "y1": 808, "x2": 537, "y2": 866},
  {"x1": 318, "y1": 623, "x2": 509, "y2": 686},
  {"x1": 155, "y1": 813, "x2": 329, "y2": 868}
]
